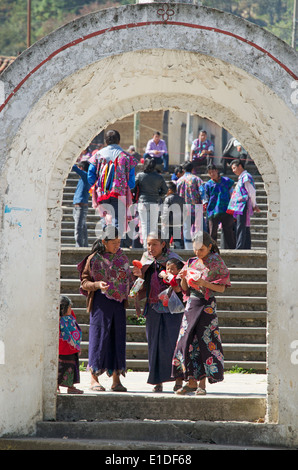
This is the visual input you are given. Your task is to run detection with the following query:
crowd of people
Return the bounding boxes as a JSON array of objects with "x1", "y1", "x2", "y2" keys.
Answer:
[
  {"x1": 58, "y1": 128, "x2": 259, "y2": 395},
  {"x1": 71, "y1": 129, "x2": 259, "y2": 251}
]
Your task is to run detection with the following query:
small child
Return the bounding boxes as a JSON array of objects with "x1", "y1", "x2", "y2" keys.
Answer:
[
  {"x1": 159, "y1": 258, "x2": 185, "y2": 308},
  {"x1": 159, "y1": 258, "x2": 185, "y2": 290},
  {"x1": 58, "y1": 295, "x2": 83, "y2": 394}
]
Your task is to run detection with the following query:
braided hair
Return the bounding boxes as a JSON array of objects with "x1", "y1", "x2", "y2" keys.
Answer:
[
  {"x1": 192, "y1": 231, "x2": 220, "y2": 254},
  {"x1": 91, "y1": 225, "x2": 119, "y2": 255},
  {"x1": 60, "y1": 295, "x2": 72, "y2": 317}
]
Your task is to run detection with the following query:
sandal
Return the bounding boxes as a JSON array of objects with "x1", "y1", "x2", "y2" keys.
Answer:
[
  {"x1": 175, "y1": 384, "x2": 197, "y2": 395},
  {"x1": 195, "y1": 387, "x2": 207, "y2": 395},
  {"x1": 89, "y1": 384, "x2": 106, "y2": 392},
  {"x1": 111, "y1": 383, "x2": 127, "y2": 392},
  {"x1": 152, "y1": 384, "x2": 163, "y2": 393},
  {"x1": 173, "y1": 383, "x2": 183, "y2": 392}
]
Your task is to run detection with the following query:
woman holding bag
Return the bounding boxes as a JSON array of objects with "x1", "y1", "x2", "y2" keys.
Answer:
[{"x1": 132, "y1": 232, "x2": 184, "y2": 393}]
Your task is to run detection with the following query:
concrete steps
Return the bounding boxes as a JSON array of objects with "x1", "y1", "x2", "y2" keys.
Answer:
[
  {"x1": 1, "y1": 436, "x2": 280, "y2": 450},
  {"x1": 1, "y1": 419, "x2": 287, "y2": 450},
  {"x1": 54, "y1": 394, "x2": 265, "y2": 423}
]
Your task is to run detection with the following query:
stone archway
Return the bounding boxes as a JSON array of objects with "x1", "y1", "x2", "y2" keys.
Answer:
[{"x1": 0, "y1": 3, "x2": 297, "y2": 444}]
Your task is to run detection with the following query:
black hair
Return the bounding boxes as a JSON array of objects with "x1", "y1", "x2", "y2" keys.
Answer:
[
  {"x1": 174, "y1": 165, "x2": 183, "y2": 175},
  {"x1": 143, "y1": 157, "x2": 156, "y2": 173},
  {"x1": 91, "y1": 225, "x2": 119, "y2": 255},
  {"x1": 105, "y1": 130, "x2": 120, "y2": 145},
  {"x1": 207, "y1": 164, "x2": 218, "y2": 172},
  {"x1": 192, "y1": 231, "x2": 220, "y2": 255},
  {"x1": 60, "y1": 295, "x2": 72, "y2": 317},
  {"x1": 167, "y1": 181, "x2": 177, "y2": 192},
  {"x1": 183, "y1": 161, "x2": 193, "y2": 173},
  {"x1": 154, "y1": 131, "x2": 161, "y2": 136},
  {"x1": 77, "y1": 160, "x2": 90, "y2": 172},
  {"x1": 229, "y1": 158, "x2": 243, "y2": 168},
  {"x1": 166, "y1": 258, "x2": 184, "y2": 270},
  {"x1": 147, "y1": 231, "x2": 169, "y2": 254}
]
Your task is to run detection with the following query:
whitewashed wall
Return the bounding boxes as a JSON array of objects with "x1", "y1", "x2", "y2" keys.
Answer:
[{"x1": 0, "y1": 4, "x2": 297, "y2": 444}]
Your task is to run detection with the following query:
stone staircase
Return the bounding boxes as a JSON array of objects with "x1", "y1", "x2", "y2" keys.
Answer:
[
  {"x1": 60, "y1": 164, "x2": 267, "y2": 373},
  {"x1": 2, "y1": 419, "x2": 288, "y2": 450}
]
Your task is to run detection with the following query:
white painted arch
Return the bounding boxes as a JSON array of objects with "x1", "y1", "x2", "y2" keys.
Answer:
[{"x1": 0, "y1": 3, "x2": 298, "y2": 444}]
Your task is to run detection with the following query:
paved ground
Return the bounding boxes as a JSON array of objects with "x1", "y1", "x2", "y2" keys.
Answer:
[{"x1": 59, "y1": 370, "x2": 267, "y2": 397}]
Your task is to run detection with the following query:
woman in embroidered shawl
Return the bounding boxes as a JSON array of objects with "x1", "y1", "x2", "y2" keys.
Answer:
[
  {"x1": 78, "y1": 225, "x2": 133, "y2": 392},
  {"x1": 132, "y1": 232, "x2": 185, "y2": 393},
  {"x1": 172, "y1": 231, "x2": 231, "y2": 396}
]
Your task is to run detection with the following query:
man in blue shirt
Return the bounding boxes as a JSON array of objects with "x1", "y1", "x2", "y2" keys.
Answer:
[
  {"x1": 203, "y1": 164, "x2": 236, "y2": 249},
  {"x1": 72, "y1": 160, "x2": 91, "y2": 247}
]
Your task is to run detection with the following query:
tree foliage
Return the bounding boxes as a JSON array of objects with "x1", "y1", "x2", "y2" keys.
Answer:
[{"x1": 0, "y1": 0, "x2": 296, "y2": 56}]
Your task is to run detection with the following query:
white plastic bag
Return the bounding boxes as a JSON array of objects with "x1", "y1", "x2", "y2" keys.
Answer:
[
  {"x1": 168, "y1": 289, "x2": 185, "y2": 314},
  {"x1": 158, "y1": 288, "x2": 170, "y2": 307}
]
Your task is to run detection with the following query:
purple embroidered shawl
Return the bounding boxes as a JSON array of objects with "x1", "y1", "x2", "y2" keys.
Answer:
[{"x1": 77, "y1": 249, "x2": 133, "y2": 303}]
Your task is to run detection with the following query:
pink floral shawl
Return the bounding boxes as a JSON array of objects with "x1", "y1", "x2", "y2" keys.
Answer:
[{"x1": 179, "y1": 252, "x2": 231, "y2": 300}]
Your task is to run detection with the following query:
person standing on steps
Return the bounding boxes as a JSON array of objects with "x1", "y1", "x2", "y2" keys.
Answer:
[
  {"x1": 202, "y1": 164, "x2": 236, "y2": 249},
  {"x1": 227, "y1": 159, "x2": 260, "y2": 250},
  {"x1": 132, "y1": 232, "x2": 185, "y2": 393},
  {"x1": 172, "y1": 232, "x2": 230, "y2": 396},
  {"x1": 72, "y1": 160, "x2": 91, "y2": 247},
  {"x1": 176, "y1": 161, "x2": 204, "y2": 249},
  {"x1": 87, "y1": 129, "x2": 138, "y2": 240},
  {"x1": 133, "y1": 158, "x2": 168, "y2": 249},
  {"x1": 77, "y1": 225, "x2": 134, "y2": 392},
  {"x1": 221, "y1": 137, "x2": 248, "y2": 175},
  {"x1": 58, "y1": 295, "x2": 83, "y2": 395},
  {"x1": 161, "y1": 181, "x2": 185, "y2": 249}
]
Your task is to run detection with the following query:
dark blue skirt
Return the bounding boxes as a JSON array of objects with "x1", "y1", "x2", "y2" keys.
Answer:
[
  {"x1": 88, "y1": 290, "x2": 126, "y2": 377},
  {"x1": 146, "y1": 305, "x2": 183, "y2": 385}
]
